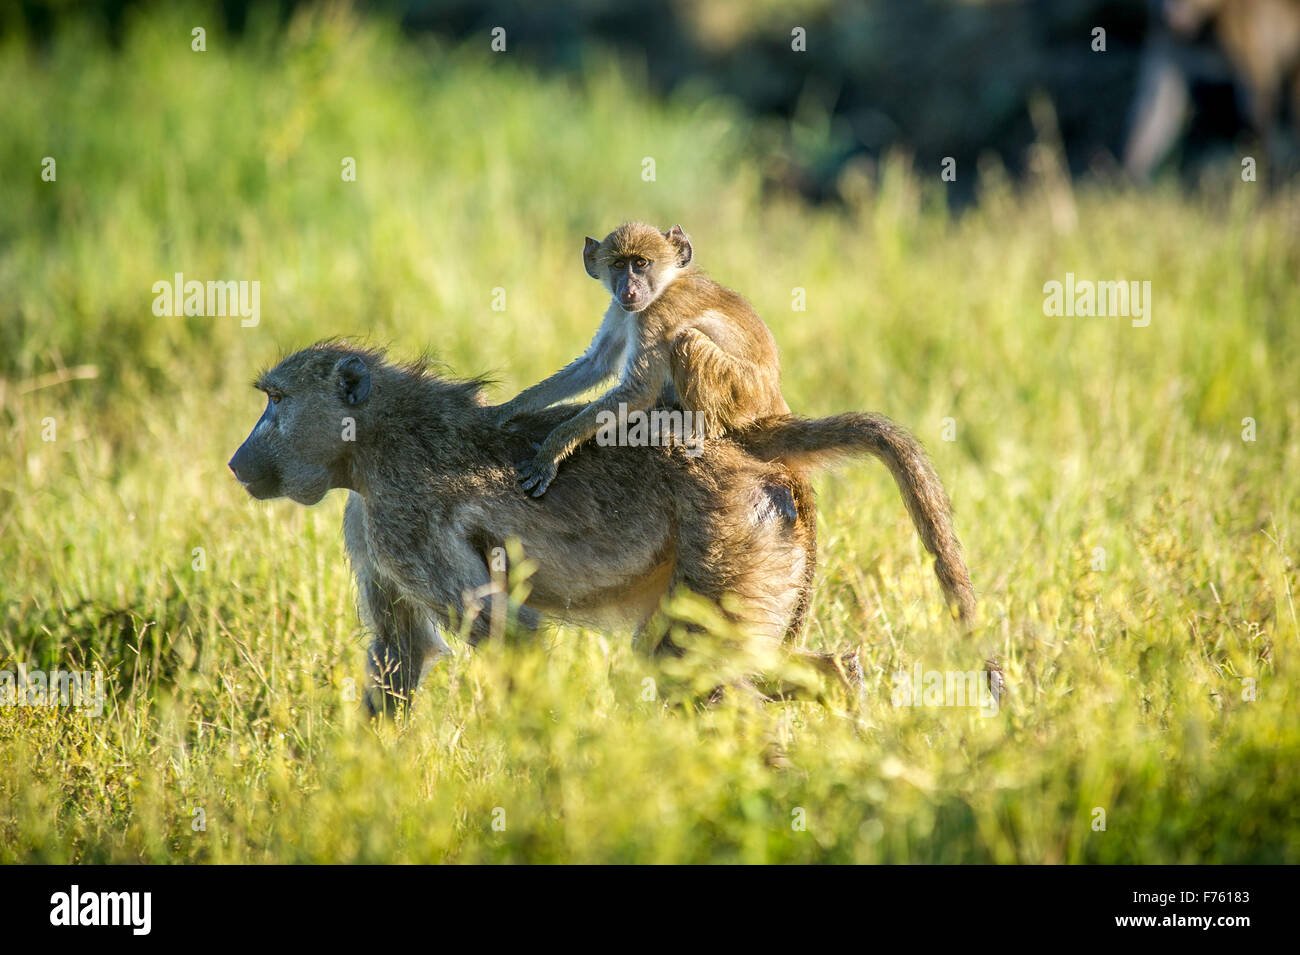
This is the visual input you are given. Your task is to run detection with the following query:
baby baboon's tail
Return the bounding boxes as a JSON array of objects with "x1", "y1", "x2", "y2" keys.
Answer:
[{"x1": 740, "y1": 413, "x2": 976, "y2": 629}]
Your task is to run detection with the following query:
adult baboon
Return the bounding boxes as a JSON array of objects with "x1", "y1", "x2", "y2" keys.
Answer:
[{"x1": 228, "y1": 342, "x2": 975, "y2": 714}]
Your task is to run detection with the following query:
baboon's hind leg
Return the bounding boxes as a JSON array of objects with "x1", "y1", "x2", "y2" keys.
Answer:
[
  {"x1": 648, "y1": 499, "x2": 812, "y2": 704},
  {"x1": 781, "y1": 470, "x2": 819, "y2": 645}
]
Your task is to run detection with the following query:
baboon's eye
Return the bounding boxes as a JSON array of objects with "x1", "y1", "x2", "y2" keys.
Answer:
[
  {"x1": 269, "y1": 392, "x2": 283, "y2": 404},
  {"x1": 612, "y1": 259, "x2": 626, "y2": 270},
  {"x1": 635, "y1": 257, "x2": 648, "y2": 269}
]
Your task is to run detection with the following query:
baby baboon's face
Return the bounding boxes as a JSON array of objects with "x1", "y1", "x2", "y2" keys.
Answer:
[
  {"x1": 583, "y1": 223, "x2": 693, "y2": 313},
  {"x1": 229, "y1": 352, "x2": 371, "y2": 505}
]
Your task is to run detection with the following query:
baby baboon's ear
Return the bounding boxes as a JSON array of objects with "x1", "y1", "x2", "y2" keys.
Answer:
[
  {"x1": 583, "y1": 237, "x2": 602, "y2": 279},
  {"x1": 665, "y1": 225, "x2": 692, "y2": 268},
  {"x1": 336, "y1": 355, "x2": 371, "y2": 406}
]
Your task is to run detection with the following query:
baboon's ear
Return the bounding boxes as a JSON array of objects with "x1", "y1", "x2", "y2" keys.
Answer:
[
  {"x1": 336, "y1": 355, "x2": 371, "y2": 406},
  {"x1": 666, "y1": 225, "x2": 692, "y2": 268},
  {"x1": 582, "y1": 237, "x2": 602, "y2": 279}
]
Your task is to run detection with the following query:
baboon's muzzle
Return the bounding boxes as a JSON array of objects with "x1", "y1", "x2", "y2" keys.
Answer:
[{"x1": 228, "y1": 440, "x2": 280, "y2": 499}]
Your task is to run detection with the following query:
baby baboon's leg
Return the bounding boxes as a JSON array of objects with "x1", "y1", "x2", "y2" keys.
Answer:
[{"x1": 671, "y1": 327, "x2": 783, "y2": 432}]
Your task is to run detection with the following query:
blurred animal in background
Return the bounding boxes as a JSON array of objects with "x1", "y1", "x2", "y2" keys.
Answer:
[{"x1": 1126, "y1": 0, "x2": 1300, "y2": 179}]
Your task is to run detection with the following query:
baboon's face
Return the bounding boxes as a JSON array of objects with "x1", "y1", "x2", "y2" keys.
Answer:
[
  {"x1": 228, "y1": 353, "x2": 371, "y2": 505},
  {"x1": 584, "y1": 223, "x2": 693, "y2": 313}
]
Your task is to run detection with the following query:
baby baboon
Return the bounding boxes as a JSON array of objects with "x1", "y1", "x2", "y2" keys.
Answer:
[
  {"x1": 495, "y1": 221, "x2": 822, "y2": 637},
  {"x1": 497, "y1": 223, "x2": 789, "y2": 497},
  {"x1": 229, "y1": 342, "x2": 975, "y2": 714}
]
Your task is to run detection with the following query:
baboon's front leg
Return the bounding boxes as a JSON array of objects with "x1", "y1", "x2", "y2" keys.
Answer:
[
  {"x1": 361, "y1": 575, "x2": 449, "y2": 718},
  {"x1": 426, "y1": 539, "x2": 543, "y2": 648}
]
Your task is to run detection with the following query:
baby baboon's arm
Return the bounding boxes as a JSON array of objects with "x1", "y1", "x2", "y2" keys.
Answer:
[
  {"x1": 495, "y1": 309, "x2": 627, "y2": 426},
  {"x1": 518, "y1": 326, "x2": 670, "y2": 496}
]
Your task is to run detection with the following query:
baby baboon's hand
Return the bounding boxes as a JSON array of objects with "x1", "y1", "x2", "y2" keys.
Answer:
[{"x1": 517, "y1": 442, "x2": 562, "y2": 497}]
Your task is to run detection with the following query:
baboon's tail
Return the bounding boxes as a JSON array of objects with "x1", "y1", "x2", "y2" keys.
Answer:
[{"x1": 740, "y1": 413, "x2": 976, "y2": 629}]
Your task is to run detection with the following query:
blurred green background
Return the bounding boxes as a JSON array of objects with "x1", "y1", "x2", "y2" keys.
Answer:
[
  {"x1": 0, "y1": 1, "x2": 1297, "y2": 862},
  {"x1": 10, "y1": 0, "x2": 1287, "y2": 201}
]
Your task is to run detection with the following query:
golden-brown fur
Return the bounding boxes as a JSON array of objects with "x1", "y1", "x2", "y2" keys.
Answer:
[
  {"x1": 229, "y1": 343, "x2": 976, "y2": 715},
  {"x1": 499, "y1": 222, "x2": 790, "y2": 496}
]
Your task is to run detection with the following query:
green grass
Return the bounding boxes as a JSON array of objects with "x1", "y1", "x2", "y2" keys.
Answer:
[{"x1": 2, "y1": 4, "x2": 1298, "y2": 863}]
